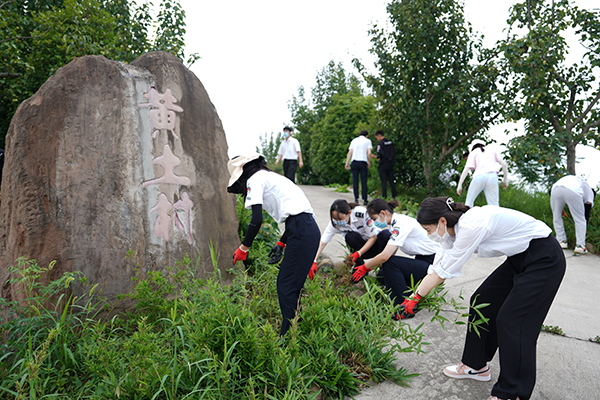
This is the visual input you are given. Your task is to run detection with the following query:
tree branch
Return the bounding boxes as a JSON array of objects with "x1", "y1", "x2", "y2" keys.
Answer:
[
  {"x1": 0, "y1": 1, "x2": 15, "y2": 10},
  {"x1": 0, "y1": 29, "x2": 50, "y2": 44},
  {"x1": 0, "y1": 72, "x2": 21, "y2": 78},
  {"x1": 442, "y1": 112, "x2": 500, "y2": 159},
  {"x1": 572, "y1": 88, "x2": 600, "y2": 127}
]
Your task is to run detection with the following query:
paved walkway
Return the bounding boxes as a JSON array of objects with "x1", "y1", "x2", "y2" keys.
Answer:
[{"x1": 299, "y1": 185, "x2": 600, "y2": 400}]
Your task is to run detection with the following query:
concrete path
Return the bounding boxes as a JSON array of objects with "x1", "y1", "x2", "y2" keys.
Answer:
[{"x1": 299, "y1": 185, "x2": 600, "y2": 400}]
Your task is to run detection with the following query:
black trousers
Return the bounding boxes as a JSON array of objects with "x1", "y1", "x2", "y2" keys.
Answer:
[
  {"x1": 344, "y1": 230, "x2": 391, "y2": 260},
  {"x1": 283, "y1": 159, "x2": 298, "y2": 183},
  {"x1": 378, "y1": 164, "x2": 396, "y2": 198},
  {"x1": 277, "y1": 212, "x2": 320, "y2": 336},
  {"x1": 376, "y1": 254, "x2": 433, "y2": 306},
  {"x1": 461, "y1": 235, "x2": 565, "y2": 400},
  {"x1": 350, "y1": 160, "x2": 369, "y2": 202}
]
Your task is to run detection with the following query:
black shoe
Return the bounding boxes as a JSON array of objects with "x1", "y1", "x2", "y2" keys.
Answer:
[{"x1": 363, "y1": 200, "x2": 368, "y2": 205}]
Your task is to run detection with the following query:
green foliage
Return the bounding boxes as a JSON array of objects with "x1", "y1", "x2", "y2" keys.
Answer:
[
  {"x1": 499, "y1": 0, "x2": 600, "y2": 181},
  {"x1": 541, "y1": 325, "x2": 565, "y2": 336},
  {"x1": 0, "y1": 0, "x2": 197, "y2": 148},
  {"x1": 359, "y1": 0, "x2": 502, "y2": 194},
  {"x1": 289, "y1": 61, "x2": 376, "y2": 185},
  {"x1": 256, "y1": 131, "x2": 284, "y2": 175}
]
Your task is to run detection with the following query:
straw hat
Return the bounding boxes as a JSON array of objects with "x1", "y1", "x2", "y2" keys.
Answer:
[
  {"x1": 227, "y1": 153, "x2": 263, "y2": 188},
  {"x1": 468, "y1": 139, "x2": 486, "y2": 153}
]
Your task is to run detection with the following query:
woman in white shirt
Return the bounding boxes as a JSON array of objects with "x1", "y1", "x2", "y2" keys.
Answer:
[
  {"x1": 227, "y1": 153, "x2": 320, "y2": 336},
  {"x1": 350, "y1": 199, "x2": 440, "y2": 320},
  {"x1": 314, "y1": 199, "x2": 391, "y2": 274},
  {"x1": 406, "y1": 197, "x2": 565, "y2": 400},
  {"x1": 457, "y1": 139, "x2": 509, "y2": 207}
]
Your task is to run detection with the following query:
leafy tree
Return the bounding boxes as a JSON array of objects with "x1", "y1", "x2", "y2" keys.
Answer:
[
  {"x1": 289, "y1": 61, "x2": 375, "y2": 185},
  {"x1": 0, "y1": 0, "x2": 197, "y2": 148},
  {"x1": 256, "y1": 132, "x2": 284, "y2": 173},
  {"x1": 499, "y1": 0, "x2": 600, "y2": 186},
  {"x1": 358, "y1": 0, "x2": 503, "y2": 194}
]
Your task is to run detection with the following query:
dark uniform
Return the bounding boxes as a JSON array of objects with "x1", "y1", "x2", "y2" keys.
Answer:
[{"x1": 376, "y1": 137, "x2": 396, "y2": 198}]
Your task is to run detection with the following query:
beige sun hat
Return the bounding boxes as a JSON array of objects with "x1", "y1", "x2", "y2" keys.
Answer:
[
  {"x1": 468, "y1": 139, "x2": 486, "y2": 153},
  {"x1": 227, "y1": 153, "x2": 263, "y2": 188}
]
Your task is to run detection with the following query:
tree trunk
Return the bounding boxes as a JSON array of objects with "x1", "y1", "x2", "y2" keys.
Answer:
[{"x1": 566, "y1": 141, "x2": 576, "y2": 175}]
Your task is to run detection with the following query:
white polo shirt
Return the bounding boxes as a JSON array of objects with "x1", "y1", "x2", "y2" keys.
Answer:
[
  {"x1": 430, "y1": 205, "x2": 551, "y2": 280},
  {"x1": 245, "y1": 170, "x2": 313, "y2": 223},
  {"x1": 321, "y1": 206, "x2": 380, "y2": 243},
  {"x1": 387, "y1": 213, "x2": 440, "y2": 257},
  {"x1": 277, "y1": 137, "x2": 301, "y2": 160},
  {"x1": 349, "y1": 136, "x2": 372, "y2": 162}
]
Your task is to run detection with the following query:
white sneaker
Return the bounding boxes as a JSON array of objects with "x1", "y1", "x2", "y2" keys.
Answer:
[
  {"x1": 574, "y1": 245, "x2": 588, "y2": 254},
  {"x1": 558, "y1": 240, "x2": 568, "y2": 249},
  {"x1": 443, "y1": 362, "x2": 491, "y2": 382}
]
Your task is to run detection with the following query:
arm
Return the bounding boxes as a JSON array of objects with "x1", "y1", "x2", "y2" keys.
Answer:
[
  {"x1": 357, "y1": 235, "x2": 377, "y2": 256},
  {"x1": 345, "y1": 149, "x2": 353, "y2": 170},
  {"x1": 297, "y1": 151, "x2": 303, "y2": 168},
  {"x1": 498, "y1": 158, "x2": 509, "y2": 189},
  {"x1": 457, "y1": 166, "x2": 470, "y2": 196},
  {"x1": 414, "y1": 271, "x2": 445, "y2": 297},
  {"x1": 314, "y1": 241, "x2": 328, "y2": 261},
  {"x1": 275, "y1": 154, "x2": 282, "y2": 166},
  {"x1": 364, "y1": 243, "x2": 397, "y2": 270},
  {"x1": 241, "y1": 204, "x2": 263, "y2": 249},
  {"x1": 367, "y1": 148, "x2": 372, "y2": 168}
]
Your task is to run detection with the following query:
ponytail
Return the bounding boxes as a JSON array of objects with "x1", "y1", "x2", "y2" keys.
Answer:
[{"x1": 367, "y1": 198, "x2": 400, "y2": 216}]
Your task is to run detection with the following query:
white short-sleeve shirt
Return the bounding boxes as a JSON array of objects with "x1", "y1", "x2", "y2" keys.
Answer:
[
  {"x1": 245, "y1": 170, "x2": 313, "y2": 223},
  {"x1": 465, "y1": 147, "x2": 503, "y2": 177},
  {"x1": 277, "y1": 137, "x2": 301, "y2": 160},
  {"x1": 552, "y1": 175, "x2": 594, "y2": 204},
  {"x1": 430, "y1": 206, "x2": 552, "y2": 280},
  {"x1": 321, "y1": 206, "x2": 380, "y2": 244},
  {"x1": 387, "y1": 213, "x2": 440, "y2": 256},
  {"x1": 349, "y1": 136, "x2": 372, "y2": 162}
]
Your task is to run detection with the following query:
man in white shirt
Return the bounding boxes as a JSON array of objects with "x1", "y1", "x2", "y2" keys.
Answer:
[
  {"x1": 275, "y1": 126, "x2": 303, "y2": 183},
  {"x1": 550, "y1": 175, "x2": 595, "y2": 254},
  {"x1": 345, "y1": 130, "x2": 372, "y2": 205}
]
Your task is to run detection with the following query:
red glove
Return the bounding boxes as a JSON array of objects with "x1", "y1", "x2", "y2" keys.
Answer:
[
  {"x1": 349, "y1": 251, "x2": 361, "y2": 263},
  {"x1": 233, "y1": 246, "x2": 248, "y2": 264},
  {"x1": 351, "y1": 263, "x2": 369, "y2": 283},
  {"x1": 397, "y1": 293, "x2": 422, "y2": 319},
  {"x1": 308, "y1": 261, "x2": 317, "y2": 280}
]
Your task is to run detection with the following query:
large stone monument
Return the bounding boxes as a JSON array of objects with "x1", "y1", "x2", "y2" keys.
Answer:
[{"x1": 0, "y1": 52, "x2": 241, "y2": 304}]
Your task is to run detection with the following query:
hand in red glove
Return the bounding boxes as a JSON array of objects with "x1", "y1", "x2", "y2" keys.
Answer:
[
  {"x1": 395, "y1": 293, "x2": 422, "y2": 319},
  {"x1": 349, "y1": 251, "x2": 361, "y2": 263},
  {"x1": 351, "y1": 263, "x2": 369, "y2": 283},
  {"x1": 233, "y1": 246, "x2": 248, "y2": 264},
  {"x1": 308, "y1": 261, "x2": 318, "y2": 280}
]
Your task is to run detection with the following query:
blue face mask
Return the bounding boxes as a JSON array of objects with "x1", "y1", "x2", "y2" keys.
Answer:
[
  {"x1": 374, "y1": 213, "x2": 388, "y2": 229},
  {"x1": 283, "y1": 131, "x2": 290, "y2": 138},
  {"x1": 333, "y1": 219, "x2": 348, "y2": 228}
]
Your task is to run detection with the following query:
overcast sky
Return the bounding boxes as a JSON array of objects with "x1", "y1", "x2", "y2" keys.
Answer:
[{"x1": 181, "y1": 0, "x2": 600, "y2": 187}]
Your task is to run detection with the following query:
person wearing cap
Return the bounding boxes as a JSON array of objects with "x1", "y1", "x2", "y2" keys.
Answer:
[
  {"x1": 313, "y1": 199, "x2": 391, "y2": 273},
  {"x1": 275, "y1": 126, "x2": 303, "y2": 183},
  {"x1": 227, "y1": 153, "x2": 320, "y2": 336},
  {"x1": 550, "y1": 175, "x2": 595, "y2": 254},
  {"x1": 407, "y1": 197, "x2": 565, "y2": 400},
  {"x1": 345, "y1": 130, "x2": 372, "y2": 205},
  {"x1": 457, "y1": 139, "x2": 509, "y2": 207},
  {"x1": 372, "y1": 130, "x2": 397, "y2": 199}
]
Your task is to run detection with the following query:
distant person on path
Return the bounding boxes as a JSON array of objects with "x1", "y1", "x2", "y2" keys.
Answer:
[
  {"x1": 409, "y1": 197, "x2": 565, "y2": 400},
  {"x1": 313, "y1": 199, "x2": 391, "y2": 274},
  {"x1": 227, "y1": 153, "x2": 320, "y2": 336},
  {"x1": 350, "y1": 198, "x2": 440, "y2": 320},
  {"x1": 457, "y1": 139, "x2": 508, "y2": 207},
  {"x1": 372, "y1": 130, "x2": 396, "y2": 199},
  {"x1": 550, "y1": 175, "x2": 595, "y2": 254},
  {"x1": 345, "y1": 130, "x2": 372, "y2": 205},
  {"x1": 275, "y1": 126, "x2": 303, "y2": 183}
]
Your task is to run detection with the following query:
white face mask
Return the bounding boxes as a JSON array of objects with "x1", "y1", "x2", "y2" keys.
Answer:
[{"x1": 428, "y1": 222, "x2": 448, "y2": 243}]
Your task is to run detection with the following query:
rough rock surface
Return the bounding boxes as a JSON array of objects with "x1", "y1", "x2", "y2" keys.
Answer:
[{"x1": 0, "y1": 52, "x2": 240, "y2": 304}]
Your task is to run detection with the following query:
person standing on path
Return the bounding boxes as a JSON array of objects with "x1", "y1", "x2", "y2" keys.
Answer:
[
  {"x1": 346, "y1": 130, "x2": 372, "y2": 205},
  {"x1": 227, "y1": 153, "x2": 320, "y2": 336},
  {"x1": 372, "y1": 130, "x2": 396, "y2": 199},
  {"x1": 275, "y1": 126, "x2": 303, "y2": 183},
  {"x1": 404, "y1": 197, "x2": 565, "y2": 400},
  {"x1": 550, "y1": 175, "x2": 595, "y2": 254},
  {"x1": 457, "y1": 139, "x2": 508, "y2": 207}
]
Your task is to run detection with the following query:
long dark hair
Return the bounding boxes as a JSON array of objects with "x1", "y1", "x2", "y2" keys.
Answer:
[
  {"x1": 416, "y1": 197, "x2": 470, "y2": 228},
  {"x1": 329, "y1": 199, "x2": 359, "y2": 225},
  {"x1": 472, "y1": 143, "x2": 485, "y2": 153},
  {"x1": 366, "y1": 198, "x2": 400, "y2": 217}
]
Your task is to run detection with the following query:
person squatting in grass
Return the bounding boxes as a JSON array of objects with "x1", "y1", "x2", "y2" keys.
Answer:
[
  {"x1": 404, "y1": 197, "x2": 565, "y2": 400},
  {"x1": 350, "y1": 198, "x2": 440, "y2": 320},
  {"x1": 313, "y1": 199, "x2": 391, "y2": 274},
  {"x1": 227, "y1": 153, "x2": 320, "y2": 336}
]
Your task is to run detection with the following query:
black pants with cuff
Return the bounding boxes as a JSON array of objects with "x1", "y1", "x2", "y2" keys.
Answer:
[
  {"x1": 376, "y1": 253, "x2": 433, "y2": 306},
  {"x1": 378, "y1": 164, "x2": 396, "y2": 199},
  {"x1": 461, "y1": 235, "x2": 565, "y2": 400},
  {"x1": 277, "y1": 212, "x2": 320, "y2": 336},
  {"x1": 350, "y1": 160, "x2": 369, "y2": 202},
  {"x1": 283, "y1": 159, "x2": 298, "y2": 183}
]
